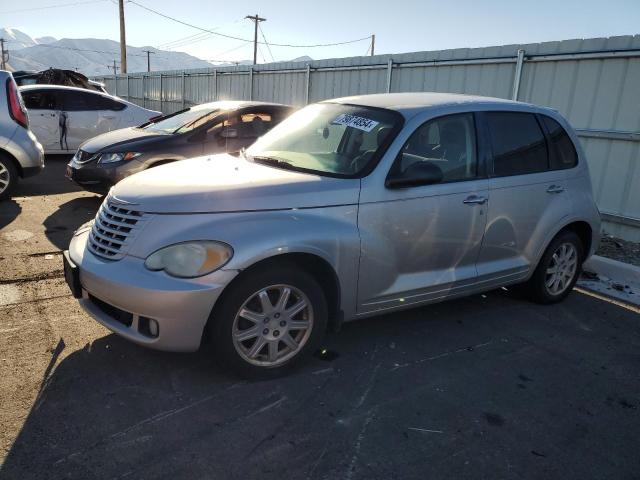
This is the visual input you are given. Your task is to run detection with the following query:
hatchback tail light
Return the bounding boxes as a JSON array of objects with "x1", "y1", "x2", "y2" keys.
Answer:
[{"x1": 6, "y1": 78, "x2": 28, "y2": 129}]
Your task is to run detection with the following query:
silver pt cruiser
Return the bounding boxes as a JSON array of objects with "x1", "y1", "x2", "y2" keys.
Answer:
[{"x1": 64, "y1": 93, "x2": 601, "y2": 376}]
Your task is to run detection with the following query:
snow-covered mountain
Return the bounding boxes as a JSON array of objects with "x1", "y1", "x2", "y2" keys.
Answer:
[
  {"x1": 1, "y1": 27, "x2": 38, "y2": 49},
  {"x1": 2, "y1": 28, "x2": 213, "y2": 75}
]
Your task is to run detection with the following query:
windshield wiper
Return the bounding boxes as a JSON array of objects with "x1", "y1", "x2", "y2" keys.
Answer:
[{"x1": 251, "y1": 155, "x2": 296, "y2": 170}]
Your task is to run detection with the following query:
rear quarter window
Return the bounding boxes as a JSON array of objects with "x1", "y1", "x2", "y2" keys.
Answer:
[
  {"x1": 540, "y1": 115, "x2": 578, "y2": 170},
  {"x1": 486, "y1": 111, "x2": 548, "y2": 177}
]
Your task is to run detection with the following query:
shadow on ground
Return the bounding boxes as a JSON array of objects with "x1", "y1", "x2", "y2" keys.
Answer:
[
  {"x1": 0, "y1": 199, "x2": 21, "y2": 230},
  {"x1": 14, "y1": 155, "x2": 85, "y2": 197},
  {"x1": 2, "y1": 290, "x2": 639, "y2": 479},
  {"x1": 43, "y1": 196, "x2": 102, "y2": 250}
]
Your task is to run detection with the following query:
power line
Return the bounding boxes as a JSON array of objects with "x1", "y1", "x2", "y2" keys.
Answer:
[
  {"x1": 259, "y1": 24, "x2": 275, "y2": 63},
  {"x1": 156, "y1": 18, "x2": 245, "y2": 51},
  {"x1": 5, "y1": 41, "x2": 148, "y2": 58},
  {"x1": 127, "y1": 0, "x2": 371, "y2": 48},
  {"x1": 0, "y1": 0, "x2": 108, "y2": 14}
]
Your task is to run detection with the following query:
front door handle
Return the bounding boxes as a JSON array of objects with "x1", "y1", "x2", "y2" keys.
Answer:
[
  {"x1": 463, "y1": 195, "x2": 488, "y2": 205},
  {"x1": 546, "y1": 185, "x2": 564, "y2": 194}
]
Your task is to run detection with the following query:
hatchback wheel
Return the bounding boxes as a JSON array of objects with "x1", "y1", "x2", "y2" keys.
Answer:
[
  {"x1": 527, "y1": 230, "x2": 583, "y2": 304},
  {"x1": 0, "y1": 156, "x2": 17, "y2": 201},
  {"x1": 210, "y1": 265, "x2": 327, "y2": 377}
]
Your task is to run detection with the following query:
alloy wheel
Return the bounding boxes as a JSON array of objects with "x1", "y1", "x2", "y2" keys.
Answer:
[
  {"x1": 0, "y1": 162, "x2": 10, "y2": 195},
  {"x1": 544, "y1": 242, "x2": 578, "y2": 296},
  {"x1": 232, "y1": 284, "x2": 314, "y2": 367}
]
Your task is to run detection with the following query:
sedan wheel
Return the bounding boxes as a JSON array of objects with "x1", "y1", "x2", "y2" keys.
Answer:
[{"x1": 232, "y1": 284, "x2": 314, "y2": 367}]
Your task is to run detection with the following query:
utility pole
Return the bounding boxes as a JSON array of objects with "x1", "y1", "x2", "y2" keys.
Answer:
[
  {"x1": 142, "y1": 49, "x2": 155, "y2": 72},
  {"x1": 107, "y1": 60, "x2": 119, "y2": 75},
  {"x1": 0, "y1": 38, "x2": 8, "y2": 70},
  {"x1": 245, "y1": 14, "x2": 266, "y2": 65},
  {"x1": 371, "y1": 35, "x2": 375, "y2": 56},
  {"x1": 118, "y1": 0, "x2": 127, "y2": 74}
]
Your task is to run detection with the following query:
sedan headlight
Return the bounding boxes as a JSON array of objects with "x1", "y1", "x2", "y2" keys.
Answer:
[
  {"x1": 98, "y1": 152, "x2": 141, "y2": 164},
  {"x1": 144, "y1": 241, "x2": 233, "y2": 278}
]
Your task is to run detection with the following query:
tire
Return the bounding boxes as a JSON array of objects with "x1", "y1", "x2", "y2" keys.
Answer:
[
  {"x1": 209, "y1": 264, "x2": 328, "y2": 378},
  {"x1": 0, "y1": 155, "x2": 18, "y2": 201},
  {"x1": 526, "y1": 230, "x2": 584, "y2": 304}
]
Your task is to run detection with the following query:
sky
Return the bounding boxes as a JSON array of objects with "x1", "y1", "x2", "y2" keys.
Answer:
[{"x1": 2, "y1": 0, "x2": 640, "y2": 63}]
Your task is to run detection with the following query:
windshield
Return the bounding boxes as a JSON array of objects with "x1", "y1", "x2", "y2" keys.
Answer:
[
  {"x1": 143, "y1": 107, "x2": 219, "y2": 134},
  {"x1": 245, "y1": 103, "x2": 401, "y2": 177}
]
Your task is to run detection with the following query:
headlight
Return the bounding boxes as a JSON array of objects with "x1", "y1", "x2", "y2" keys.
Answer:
[
  {"x1": 98, "y1": 152, "x2": 141, "y2": 164},
  {"x1": 144, "y1": 241, "x2": 233, "y2": 278}
]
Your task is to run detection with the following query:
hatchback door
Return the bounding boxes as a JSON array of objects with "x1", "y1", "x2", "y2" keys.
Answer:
[
  {"x1": 357, "y1": 112, "x2": 489, "y2": 314},
  {"x1": 21, "y1": 88, "x2": 60, "y2": 152},
  {"x1": 475, "y1": 111, "x2": 573, "y2": 284}
]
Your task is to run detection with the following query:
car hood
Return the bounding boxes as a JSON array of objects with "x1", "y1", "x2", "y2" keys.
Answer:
[
  {"x1": 80, "y1": 127, "x2": 169, "y2": 153},
  {"x1": 110, "y1": 154, "x2": 360, "y2": 214}
]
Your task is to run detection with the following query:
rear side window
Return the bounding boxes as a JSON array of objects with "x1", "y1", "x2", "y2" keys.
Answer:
[
  {"x1": 22, "y1": 90, "x2": 57, "y2": 109},
  {"x1": 486, "y1": 112, "x2": 548, "y2": 177},
  {"x1": 95, "y1": 96, "x2": 126, "y2": 111},
  {"x1": 540, "y1": 115, "x2": 578, "y2": 170}
]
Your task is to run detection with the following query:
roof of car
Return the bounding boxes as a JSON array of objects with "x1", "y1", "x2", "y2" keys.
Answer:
[
  {"x1": 19, "y1": 84, "x2": 105, "y2": 93},
  {"x1": 325, "y1": 92, "x2": 540, "y2": 117}
]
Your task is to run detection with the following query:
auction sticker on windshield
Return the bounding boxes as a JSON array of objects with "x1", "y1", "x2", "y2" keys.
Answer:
[{"x1": 332, "y1": 114, "x2": 379, "y2": 132}]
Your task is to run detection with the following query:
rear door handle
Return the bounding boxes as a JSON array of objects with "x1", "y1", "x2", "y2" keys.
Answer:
[
  {"x1": 546, "y1": 185, "x2": 564, "y2": 194},
  {"x1": 463, "y1": 195, "x2": 487, "y2": 205}
]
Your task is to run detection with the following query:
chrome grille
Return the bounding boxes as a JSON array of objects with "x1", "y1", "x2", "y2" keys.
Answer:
[{"x1": 88, "y1": 198, "x2": 146, "y2": 260}]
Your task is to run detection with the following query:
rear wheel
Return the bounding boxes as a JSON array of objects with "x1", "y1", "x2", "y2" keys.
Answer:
[
  {"x1": 526, "y1": 230, "x2": 583, "y2": 304},
  {"x1": 0, "y1": 155, "x2": 18, "y2": 201},
  {"x1": 210, "y1": 265, "x2": 327, "y2": 378}
]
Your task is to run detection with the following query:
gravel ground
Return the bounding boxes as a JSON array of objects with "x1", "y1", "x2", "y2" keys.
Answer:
[
  {"x1": 596, "y1": 235, "x2": 640, "y2": 268},
  {"x1": 1, "y1": 157, "x2": 640, "y2": 480}
]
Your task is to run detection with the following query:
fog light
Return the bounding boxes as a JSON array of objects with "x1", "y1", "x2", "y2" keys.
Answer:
[
  {"x1": 139, "y1": 317, "x2": 159, "y2": 338},
  {"x1": 148, "y1": 319, "x2": 159, "y2": 337}
]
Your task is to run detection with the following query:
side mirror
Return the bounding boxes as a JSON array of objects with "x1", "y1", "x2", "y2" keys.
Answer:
[
  {"x1": 385, "y1": 157, "x2": 443, "y2": 189},
  {"x1": 220, "y1": 128, "x2": 238, "y2": 139}
]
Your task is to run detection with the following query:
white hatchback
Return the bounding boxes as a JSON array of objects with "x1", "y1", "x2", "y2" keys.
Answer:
[{"x1": 19, "y1": 85, "x2": 161, "y2": 154}]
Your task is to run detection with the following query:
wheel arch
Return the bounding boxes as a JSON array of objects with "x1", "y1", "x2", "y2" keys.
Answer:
[
  {"x1": 0, "y1": 148, "x2": 23, "y2": 177},
  {"x1": 203, "y1": 252, "x2": 342, "y2": 344},
  {"x1": 533, "y1": 219, "x2": 594, "y2": 273}
]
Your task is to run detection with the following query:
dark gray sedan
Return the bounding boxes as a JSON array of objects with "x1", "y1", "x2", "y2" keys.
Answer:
[{"x1": 66, "y1": 101, "x2": 293, "y2": 193}]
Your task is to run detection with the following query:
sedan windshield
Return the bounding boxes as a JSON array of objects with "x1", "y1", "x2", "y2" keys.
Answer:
[
  {"x1": 143, "y1": 107, "x2": 219, "y2": 134},
  {"x1": 246, "y1": 103, "x2": 401, "y2": 177}
]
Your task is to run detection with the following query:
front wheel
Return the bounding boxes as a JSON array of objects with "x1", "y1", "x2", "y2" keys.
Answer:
[
  {"x1": 526, "y1": 230, "x2": 583, "y2": 304},
  {"x1": 210, "y1": 265, "x2": 327, "y2": 378}
]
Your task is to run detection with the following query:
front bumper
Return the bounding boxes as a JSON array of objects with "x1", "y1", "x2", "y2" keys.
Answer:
[
  {"x1": 68, "y1": 230, "x2": 239, "y2": 351},
  {"x1": 67, "y1": 157, "x2": 143, "y2": 194}
]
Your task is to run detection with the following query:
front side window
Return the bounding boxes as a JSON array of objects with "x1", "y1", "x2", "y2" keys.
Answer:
[
  {"x1": 486, "y1": 112, "x2": 548, "y2": 177},
  {"x1": 22, "y1": 90, "x2": 57, "y2": 110},
  {"x1": 245, "y1": 103, "x2": 401, "y2": 177},
  {"x1": 390, "y1": 113, "x2": 478, "y2": 184},
  {"x1": 540, "y1": 115, "x2": 578, "y2": 170}
]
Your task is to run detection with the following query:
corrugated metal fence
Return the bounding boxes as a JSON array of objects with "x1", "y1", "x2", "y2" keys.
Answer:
[{"x1": 94, "y1": 35, "x2": 640, "y2": 241}]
